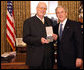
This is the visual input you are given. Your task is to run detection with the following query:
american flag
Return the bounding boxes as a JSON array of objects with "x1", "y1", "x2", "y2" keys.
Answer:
[{"x1": 6, "y1": 1, "x2": 16, "y2": 51}]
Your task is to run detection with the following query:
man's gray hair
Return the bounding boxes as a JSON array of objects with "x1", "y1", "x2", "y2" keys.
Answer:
[{"x1": 55, "y1": 5, "x2": 68, "y2": 13}]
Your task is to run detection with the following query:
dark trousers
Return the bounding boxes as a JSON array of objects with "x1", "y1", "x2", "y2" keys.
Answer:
[
  {"x1": 29, "y1": 46, "x2": 55, "y2": 69},
  {"x1": 29, "y1": 58, "x2": 53, "y2": 69},
  {"x1": 57, "y1": 60, "x2": 80, "y2": 69},
  {"x1": 57, "y1": 66, "x2": 80, "y2": 69},
  {"x1": 29, "y1": 53, "x2": 54, "y2": 69},
  {"x1": 29, "y1": 66, "x2": 43, "y2": 69}
]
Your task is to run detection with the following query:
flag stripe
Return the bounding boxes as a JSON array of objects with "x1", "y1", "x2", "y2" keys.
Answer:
[
  {"x1": 7, "y1": 20, "x2": 14, "y2": 34},
  {"x1": 7, "y1": 34, "x2": 14, "y2": 48},
  {"x1": 7, "y1": 13, "x2": 16, "y2": 35},
  {"x1": 7, "y1": 14, "x2": 14, "y2": 29},
  {"x1": 7, "y1": 35, "x2": 15, "y2": 51},
  {"x1": 7, "y1": 19, "x2": 16, "y2": 38},
  {"x1": 7, "y1": 24, "x2": 15, "y2": 42},
  {"x1": 7, "y1": 29, "x2": 15, "y2": 46},
  {"x1": 7, "y1": 10, "x2": 14, "y2": 23}
]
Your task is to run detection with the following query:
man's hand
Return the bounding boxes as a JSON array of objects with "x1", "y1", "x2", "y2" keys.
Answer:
[
  {"x1": 41, "y1": 37, "x2": 49, "y2": 44},
  {"x1": 76, "y1": 58, "x2": 83, "y2": 68},
  {"x1": 52, "y1": 34, "x2": 58, "y2": 41}
]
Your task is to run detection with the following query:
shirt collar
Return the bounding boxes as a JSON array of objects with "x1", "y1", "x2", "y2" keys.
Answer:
[
  {"x1": 59, "y1": 18, "x2": 67, "y2": 32},
  {"x1": 36, "y1": 15, "x2": 44, "y2": 22},
  {"x1": 60, "y1": 18, "x2": 67, "y2": 25}
]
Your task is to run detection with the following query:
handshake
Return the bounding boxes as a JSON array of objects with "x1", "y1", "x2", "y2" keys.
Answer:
[{"x1": 41, "y1": 34, "x2": 58, "y2": 44}]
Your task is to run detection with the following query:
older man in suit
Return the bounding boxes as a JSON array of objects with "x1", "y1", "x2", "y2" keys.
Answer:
[
  {"x1": 53, "y1": 6, "x2": 83, "y2": 69},
  {"x1": 23, "y1": 2, "x2": 57, "y2": 69}
]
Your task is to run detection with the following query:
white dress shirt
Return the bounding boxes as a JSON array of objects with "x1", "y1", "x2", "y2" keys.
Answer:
[{"x1": 58, "y1": 18, "x2": 67, "y2": 36}]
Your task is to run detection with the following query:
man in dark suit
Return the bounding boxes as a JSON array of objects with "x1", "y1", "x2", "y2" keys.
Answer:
[
  {"x1": 53, "y1": 6, "x2": 83, "y2": 69},
  {"x1": 23, "y1": 2, "x2": 57, "y2": 69}
]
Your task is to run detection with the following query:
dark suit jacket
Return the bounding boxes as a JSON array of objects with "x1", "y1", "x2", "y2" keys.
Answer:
[
  {"x1": 53, "y1": 19, "x2": 83, "y2": 68},
  {"x1": 23, "y1": 15, "x2": 54, "y2": 66}
]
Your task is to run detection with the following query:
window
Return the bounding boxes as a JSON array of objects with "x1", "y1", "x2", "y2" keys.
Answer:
[{"x1": 31, "y1": 1, "x2": 58, "y2": 20}]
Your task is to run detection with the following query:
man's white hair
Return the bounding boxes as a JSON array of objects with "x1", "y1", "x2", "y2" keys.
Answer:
[{"x1": 36, "y1": 2, "x2": 47, "y2": 8}]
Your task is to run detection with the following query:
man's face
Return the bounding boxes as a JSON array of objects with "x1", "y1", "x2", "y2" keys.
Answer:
[
  {"x1": 37, "y1": 3, "x2": 47, "y2": 18},
  {"x1": 56, "y1": 7, "x2": 67, "y2": 22}
]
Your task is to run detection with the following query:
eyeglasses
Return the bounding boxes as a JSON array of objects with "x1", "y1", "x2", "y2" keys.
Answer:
[{"x1": 38, "y1": 7, "x2": 47, "y2": 10}]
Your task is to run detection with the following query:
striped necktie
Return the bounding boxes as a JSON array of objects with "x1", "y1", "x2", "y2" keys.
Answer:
[{"x1": 59, "y1": 24, "x2": 63, "y2": 40}]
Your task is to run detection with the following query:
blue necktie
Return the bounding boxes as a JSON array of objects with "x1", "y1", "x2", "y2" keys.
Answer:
[{"x1": 59, "y1": 24, "x2": 63, "y2": 40}]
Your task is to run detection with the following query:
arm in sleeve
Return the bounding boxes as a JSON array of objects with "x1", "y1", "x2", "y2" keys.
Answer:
[
  {"x1": 23, "y1": 19, "x2": 41, "y2": 46},
  {"x1": 74, "y1": 22, "x2": 83, "y2": 59}
]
